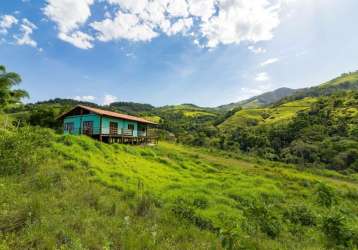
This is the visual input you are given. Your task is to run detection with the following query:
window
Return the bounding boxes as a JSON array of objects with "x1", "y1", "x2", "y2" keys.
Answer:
[
  {"x1": 128, "y1": 124, "x2": 134, "y2": 130},
  {"x1": 110, "y1": 122, "x2": 118, "y2": 135},
  {"x1": 64, "y1": 122, "x2": 74, "y2": 133},
  {"x1": 83, "y1": 121, "x2": 93, "y2": 135}
]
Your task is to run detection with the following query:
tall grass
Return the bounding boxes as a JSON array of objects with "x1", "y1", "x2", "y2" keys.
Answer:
[{"x1": 1, "y1": 128, "x2": 358, "y2": 249}]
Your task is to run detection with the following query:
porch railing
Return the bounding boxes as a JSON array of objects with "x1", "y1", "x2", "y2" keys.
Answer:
[{"x1": 63, "y1": 127, "x2": 156, "y2": 137}]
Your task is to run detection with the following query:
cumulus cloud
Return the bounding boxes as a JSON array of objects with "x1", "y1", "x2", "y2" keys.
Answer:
[
  {"x1": 43, "y1": 0, "x2": 95, "y2": 48},
  {"x1": 0, "y1": 15, "x2": 18, "y2": 34},
  {"x1": 59, "y1": 31, "x2": 94, "y2": 49},
  {"x1": 201, "y1": 0, "x2": 280, "y2": 48},
  {"x1": 43, "y1": 0, "x2": 282, "y2": 49},
  {"x1": 260, "y1": 57, "x2": 279, "y2": 66},
  {"x1": 74, "y1": 95, "x2": 96, "y2": 102},
  {"x1": 255, "y1": 72, "x2": 270, "y2": 81},
  {"x1": 103, "y1": 94, "x2": 118, "y2": 105},
  {"x1": 166, "y1": 18, "x2": 193, "y2": 36},
  {"x1": 91, "y1": 11, "x2": 158, "y2": 42},
  {"x1": 14, "y1": 19, "x2": 38, "y2": 47}
]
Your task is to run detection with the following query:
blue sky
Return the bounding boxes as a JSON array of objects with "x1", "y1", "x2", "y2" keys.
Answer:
[{"x1": 1, "y1": 0, "x2": 358, "y2": 107}]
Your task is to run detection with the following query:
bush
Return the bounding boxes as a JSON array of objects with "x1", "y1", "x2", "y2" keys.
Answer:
[
  {"x1": 0, "y1": 127, "x2": 52, "y2": 176},
  {"x1": 322, "y1": 212, "x2": 358, "y2": 248},
  {"x1": 316, "y1": 183, "x2": 337, "y2": 207},
  {"x1": 284, "y1": 205, "x2": 316, "y2": 226},
  {"x1": 245, "y1": 201, "x2": 282, "y2": 239}
]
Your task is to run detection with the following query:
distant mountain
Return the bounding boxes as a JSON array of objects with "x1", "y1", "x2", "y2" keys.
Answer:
[
  {"x1": 277, "y1": 70, "x2": 358, "y2": 105},
  {"x1": 218, "y1": 70, "x2": 358, "y2": 131},
  {"x1": 217, "y1": 87, "x2": 296, "y2": 111}
]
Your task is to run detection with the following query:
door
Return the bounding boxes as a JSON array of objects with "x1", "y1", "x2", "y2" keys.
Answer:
[
  {"x1": 128, "y1": 124, "x2": 134, "y2": 136},
  {"x1": 110, "y1": 122, "x2": 118, "y2": 135},
  {"x1": 83, "y1": 121, "x2": 93, "y2": 135}
]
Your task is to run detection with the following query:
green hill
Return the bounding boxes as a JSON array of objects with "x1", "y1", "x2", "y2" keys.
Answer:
[
  {"x1": 218, "y1": 97, "x2": 317, "y2": 131},
  {"x1": 278, "y1": 71, "x2": 358, "y2": 104},
  {"x1": 217, "y1": 87, "x2": 296, "y2": 111},
  {"x1": 1, "y1": 126, "x2": 358, "y2": 249},
  {"x1": 218, "y1": 71, "x2": 358, "y2": 132}
]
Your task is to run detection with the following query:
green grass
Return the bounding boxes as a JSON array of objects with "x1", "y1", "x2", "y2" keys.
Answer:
[
  {"x1": 219, "y1": 98, "x2": 315, "y2": 131},
  {"x1": 1, "y1": 130, "x2": 358, "y2": 249},
  {"x1": 321, "y1": 71, "x2": 358, "y2": 87}
]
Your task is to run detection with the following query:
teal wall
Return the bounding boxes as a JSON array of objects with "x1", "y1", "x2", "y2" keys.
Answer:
[
  {"x1": 101, "y1": 116, "x2": 138, "y2": 136},
  {"x1": 63, "y1": 114, "x2": 141, "y2": 137},
  {"x1": 63, "y1": 114, "x2": 101, "y2": 135}
]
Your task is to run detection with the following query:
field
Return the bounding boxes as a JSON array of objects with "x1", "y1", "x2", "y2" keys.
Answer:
[{"x1": 1, "y1": 128, "x2": 358, "y2": 249}]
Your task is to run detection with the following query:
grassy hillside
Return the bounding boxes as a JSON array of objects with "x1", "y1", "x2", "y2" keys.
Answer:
[
  {"x1": 279, "y1": 71, "x2": 358, "y2": 104},
  {"x1": 218, "y1": 98, "x2": 317, "y2": 131},
  {"x1": 321, "y1": 71, "x2": 358, "y2": 87},
  {"x1": 1, "y1": 126, "x2": 358, "y2": 249}
]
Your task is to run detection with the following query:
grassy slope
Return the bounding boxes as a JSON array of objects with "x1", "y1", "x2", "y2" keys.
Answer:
[
  {"x1": 51, "y1": 137, "x2": 358, "y2": 249},
  {"x1": 218, "y1": 98, "x2": 317, "y2": 131},
  {"x1": 321, "y1": 71, "x2": 358, "y2": 87},
  {"x1": 2, "y1": 131, "x2": 358, "y2": 249}
]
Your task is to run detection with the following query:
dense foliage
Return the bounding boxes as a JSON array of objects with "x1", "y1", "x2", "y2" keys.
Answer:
[{"x1": 222, "y1": 91, "x2": 358, "y2": 172}]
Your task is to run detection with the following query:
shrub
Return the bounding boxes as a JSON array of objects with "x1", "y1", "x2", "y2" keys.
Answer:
[
  {"x1": 322, "y1": 212, "x2": 357, "y2": 248},
  {"x1": 245, "y1": 201, "x2": 282, "y2": 239},
  {"x1": 0, "y1": 127, "x2": 52, "y2": 176},
  {"x1": 171, "y1": 197, "x2": 215, "y2": 231},
  {"x1": 284, "y1": 205, "x2": 316, "y2": 226},
  {"x1": 316, "y1": 183, "x2": 337, "y2": 207}
]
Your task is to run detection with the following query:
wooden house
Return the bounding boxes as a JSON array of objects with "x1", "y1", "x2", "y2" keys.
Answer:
[{"x1": 58, "y1": 105, "x2": 158, "y2": 144}]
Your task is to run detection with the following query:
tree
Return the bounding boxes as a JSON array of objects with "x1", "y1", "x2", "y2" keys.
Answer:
[{"x1": 0, "y1": 65, "x2": 28, "y2": 109}]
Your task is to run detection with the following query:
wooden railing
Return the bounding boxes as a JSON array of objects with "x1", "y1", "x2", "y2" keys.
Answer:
[{"x1": 64, "y1": 127, "x2": 147, "y2": 137}]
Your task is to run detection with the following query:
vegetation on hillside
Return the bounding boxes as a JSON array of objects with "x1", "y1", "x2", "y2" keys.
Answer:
[
  {"x1": 217, "y1": 87, "x2": 296, "y2": 111},
  {"x1": 221, "y1": 91, "x2": 358, "y2": 172},
  {"x1": 1, "y1": 126, "x2": 358, "y2": 249},
  {"x1": 278, "y1": 71, "x2": 358, "y2": 104},
  {"x1": 1, "y1": 65, "x2": 358, "y2": 249}
]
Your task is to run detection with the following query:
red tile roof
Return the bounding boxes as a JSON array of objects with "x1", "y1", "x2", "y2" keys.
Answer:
[{"x1": 59, "y1": 105, "x2": 158, "y2": 125}]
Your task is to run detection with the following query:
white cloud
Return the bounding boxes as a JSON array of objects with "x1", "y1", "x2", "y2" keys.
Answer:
[
  {"x1": 103, "y1": 94, "x2": 118, "y2": 105},
  {"x1": 59, "y1": 31, "x2": 94, "y2": 49},
  {"x1": 43, "y1": 0, "x2": 282, "y2": 49},
  {"x1": 0, "y1": 15, "x2": 18, "y2": 34},
  {"x1": 74, "y1": 95, "x2": 96, "y2": 102},
  {"x1": 255, "y1": 72, "x2": 270, "y2": 81},
  {"x1": 260, "y1": 57, "x2": 279, "y2": 66},
  {"x1": 167, "y1": 0, "x2": 189, "y2": 17},
  {"x1": 14, "y1": 19, "x2": 38, "y2": 47},
  {"x1": 43, "y1": 0, "x2": 95, "y2": 48},
  {"x1": 166, "y1": 18, "x2": 193, "y2": 36},
  {"x1": 43, "y1": 0, "x2": 94, "y2": 33},
  {"x1": 187, "y1": 0, "x2": 216, "y2": 21},
  {"x1": 201, "y1": 0, "x2": 281, "y2": 48},
  {"x1": 248, "y1": 46, "x2": 266, "y2": 54},
  {"x1": 91, "y1": 11, "x2": 158, "y2": 42}
]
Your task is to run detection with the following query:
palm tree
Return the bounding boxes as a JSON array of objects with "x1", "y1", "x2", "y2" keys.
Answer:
[{"x1": 0, "y1": 65, "x2": 29, "y2": 109}]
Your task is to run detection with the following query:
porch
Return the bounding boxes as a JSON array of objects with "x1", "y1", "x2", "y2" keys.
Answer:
[{"x1": 65, "y1": 126, "x2": 158, "y2": 144}]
